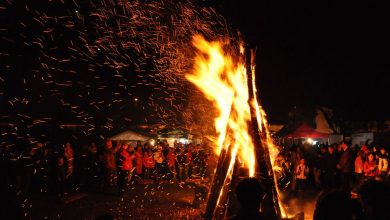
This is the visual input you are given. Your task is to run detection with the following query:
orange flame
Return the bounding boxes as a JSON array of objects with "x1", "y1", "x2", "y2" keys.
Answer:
[
  {"x1": 186, "y1": 35, "x2": 255, "y2": 177},
  {"x1": 251, "y1": 66, "x2": 288, "y2": 218},
  {"x1": 187, "y1": 35, "x2": 287, "y2": 218}
]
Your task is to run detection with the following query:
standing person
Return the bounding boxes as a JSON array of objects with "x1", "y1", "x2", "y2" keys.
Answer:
[
  {"x1": 54, "y1": 156, "x2": 67, "y2": 198},
  {"x1": 64, "y1": 142, "x2": 74, "y2": 192},
  {"x1": 295, "y1": 158, "x2": 309, "y2": 196},
  {"x1": 337, "y1": 142, "x2": 354, "y2": 191},
  {"x1": 176, "y1": 147, "x2": 187, "y2": 181},
  {"x1": 185, "y1": 146, "x2": 193, "y2": 179},
  {"x1": 321, "y1": 145, "x2": 339, "y2": 189},
  {"x1": 143, "y1": 149, "x2": 155, "y2": 180},
  {"x1": 117, "y1": 143, "x2": 135, "y2": 195},
  {"x1": 313, "y1": 147, "x2": 326, "y2": 189},
  {"x1": 360, "y1": 144, "x2": 369, "y2": 154},
  {"x1": 153, "y1": 145, "x2": 165, "y2": 184},
  {"x1": 86, "y1": 142, "x2": 101, "y2": 191},
  {"x1": 377, "y1": 147, "x2": 388, "y2": 180},
  {"x1": 134, "y1": 145, "x2": 143, "y2": 180},
  {"x1": 363, "y1": 153, "x2": 378, "y2": 180},
  {"x1": 196, "y1": 145, "x2": 207, "y2": 179},
  {"x1": 102, "y1": 140, "x2": 121, "y2": 193},
  {"x1": 30, "y1": 142, "x2": 49, "y2": 194},
  {"x1": 78, "y1": 144, "x2": 90, "y2": 190},
  {"x1": 166, "y1": 147, "x2": 176, "y2": 181},
  {"x1": 290, "y1": 146, "x2": 302, "y2": 191},
  {"x1": 354, "y1": 150, "x2": 365, "y2": 189}
]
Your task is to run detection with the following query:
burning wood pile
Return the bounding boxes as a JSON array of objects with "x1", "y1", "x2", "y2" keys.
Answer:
[{"x1": 186, "y1": 35, "x2": 288, "y2": 219}]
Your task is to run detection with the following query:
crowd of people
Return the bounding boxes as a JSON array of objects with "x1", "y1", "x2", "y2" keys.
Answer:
[
  {"x1": 2, "y1": 137, "x2": 390, "y2": 219},
  {"x1": 1, "y1": 139, "x2": 210, "y2": 198},
  {"x1": 274, "y1": 141, "x2": 389, "y2": 196}
]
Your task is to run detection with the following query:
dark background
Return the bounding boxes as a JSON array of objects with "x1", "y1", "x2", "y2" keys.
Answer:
[
  {"x1": 215, "y1": 0, "x2": 389, "y2": 123},
  {"x1": 1, "y1": 0, "x2": 389, "y2": 140}
]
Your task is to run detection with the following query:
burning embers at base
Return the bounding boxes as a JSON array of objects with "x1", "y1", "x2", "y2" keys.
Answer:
[{"x1": 186, "y1": 35, "x2": 287, "y2": 219}]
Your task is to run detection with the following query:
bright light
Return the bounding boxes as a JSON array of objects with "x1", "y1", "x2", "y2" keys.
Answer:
[
  {"x1": 134, "y1": 98, "x2": 138, "y2": 102},
  {"x1": 306, "y1": 138, "x2": 318, "y2": 145},
  {"x1": 179, "y1": 138, "x2": 188, "y2": 144},
  {"x1": 149, "y1": 139, "x2": 155, "y2": 146}
]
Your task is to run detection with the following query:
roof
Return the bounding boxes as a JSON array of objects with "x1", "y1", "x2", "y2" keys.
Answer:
[
  {"x1": 285, "y1": 122, "x2": 329, "y2": 138},
  {"x1": 110, "y1": 130, "x2": 150, "y2": 141}
]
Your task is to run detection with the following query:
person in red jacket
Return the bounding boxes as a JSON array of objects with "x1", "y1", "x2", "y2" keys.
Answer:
[
  {"x1": 118, "y1": 143, "x2": 135, "y2": 195},
  {"x1": 135, "y1": 145, "x2": 143, "y2": 179},
  {"x1": 143, "y1": 149, "x2": 155, "y2": 179},
  {"x1": 364, "y1": 153, "x2": 378, "y2": 179},
  {"x1": 102, "y1": 140, "x2": 121, "y2": 192},
  {"x1": 166, "y1": 147, "x2": 176, "y2": 180},
  {"x1": 353, "y1": 150, "x2": 365, "y2": 191}
]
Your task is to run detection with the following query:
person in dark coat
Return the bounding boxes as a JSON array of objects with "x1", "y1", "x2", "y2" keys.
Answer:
[
  {"x1": 321, "y1": 145, "x2": 339, "y2": 189},
  {"x1": 337, "y1": 142, "x2": 354, "y2": 191}
]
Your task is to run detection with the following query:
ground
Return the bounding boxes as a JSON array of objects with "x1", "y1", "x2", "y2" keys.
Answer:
[
  {"x1": 281, "y1": 189, "x2": 318, "y2": 220},
  {"x1": 22, "y1": 181, "x2": 319, "y2": 220},
  {"x1": 29, "y1": 181, "x2": 203, "y2": 220}
]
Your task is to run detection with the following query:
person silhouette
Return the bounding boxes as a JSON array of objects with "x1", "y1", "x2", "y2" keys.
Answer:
[
  {"x1": 227, "y1": 177, "x2": 266, "y2": 220},
  {"x1": 359, "y1": 180, "x2": 390, "y2": 220},
  {"x1": 313, "y1": 189, "x2": 353, "y2": 220}
]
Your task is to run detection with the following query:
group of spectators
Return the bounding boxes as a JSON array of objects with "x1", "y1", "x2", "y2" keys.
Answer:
[
  {"x1": 1, "y1": 139, "x2": 210, "y2": 198},
  {"x1": 274, "y1": 141, "x2": 389, "y2": 195}
]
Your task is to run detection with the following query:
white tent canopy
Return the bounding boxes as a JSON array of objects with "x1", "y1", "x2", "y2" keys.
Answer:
[{"x1": 110, "y1": 130, "x2": 150, "y2": 142}]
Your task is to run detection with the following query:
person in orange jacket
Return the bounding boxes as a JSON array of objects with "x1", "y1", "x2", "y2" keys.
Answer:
[
  {"x1": 102, "y1": 140, "x2": 121, "y2": 192},
  {"x1": 135, "y1": 145, "x2": 143, "y2": 177},
  {"x1": 118, "y1": 143, "x2": 135, "y2": 195},
  {"x1": 143, "y1": 149, "x2": 155, "y2": 179}
]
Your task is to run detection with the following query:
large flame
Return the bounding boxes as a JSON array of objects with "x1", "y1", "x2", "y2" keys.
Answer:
[
  {"x1": 186, "y1": 35, "x2": 256, "y2": 177},
  {"x1": 186, "y1": 35, "x2": 287, "y2": 218}
]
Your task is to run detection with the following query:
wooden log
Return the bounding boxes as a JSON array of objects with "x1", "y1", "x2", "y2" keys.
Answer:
[
  {"x1": 245, "y1": 47, "x2": 282, "y2": 220},
  {"x1": 204, "y1": 142, "x2": 233, "y2": 220}
]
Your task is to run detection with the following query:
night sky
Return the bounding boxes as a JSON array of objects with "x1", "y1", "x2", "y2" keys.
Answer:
[
  {"x1": 216, "y1": 0, "x2": 389, "y2": 122},
  {"x1": 1, "y1": 0, "x2": 389, "y2": 138}
]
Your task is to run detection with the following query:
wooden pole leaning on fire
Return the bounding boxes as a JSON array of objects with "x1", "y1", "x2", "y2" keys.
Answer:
[
  {"x1": 204, "y1": 47, "x2": 283, "y2": 220},
  {"x1": 204, "y1": 128, "x2": 234, "y2": 220},
  {"x1": 246, "y1": 47, "x2": 283, "y2": 220}
]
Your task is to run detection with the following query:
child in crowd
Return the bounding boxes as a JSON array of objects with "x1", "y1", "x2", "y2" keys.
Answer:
[
  {"x1": 363, "y1": 153, "x2": 377, "y2": 179},
  {"x1": 295, "y1": 158, "x2": 309, "y2": 196}
]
